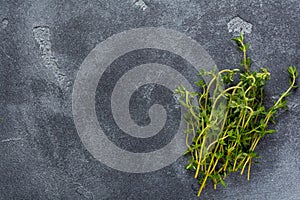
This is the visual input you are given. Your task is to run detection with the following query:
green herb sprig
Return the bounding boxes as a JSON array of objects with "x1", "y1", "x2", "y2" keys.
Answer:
[{"x1": 175, "y1": 33, "x2": 298, "y2": 198}]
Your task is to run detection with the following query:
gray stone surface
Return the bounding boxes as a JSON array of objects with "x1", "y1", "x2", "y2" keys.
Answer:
[{"x1": 0, "y1": 0, "x2": 299, "y2": 199}]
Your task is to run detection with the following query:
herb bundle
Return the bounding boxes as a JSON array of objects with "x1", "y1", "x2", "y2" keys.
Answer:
[{"x1": 175, "y1": 33, "x2": 298, "y2": 198}]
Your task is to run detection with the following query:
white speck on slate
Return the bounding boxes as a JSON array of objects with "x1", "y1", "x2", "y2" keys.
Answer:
[
  {"x1": 33, "y1": 26, "x2": 66, "y2": 86},
  {"x1": 133, "y1": 0, "x2": 148, "y2": 11},
  {"x1": 227, "y1": 16, "x2": 253, "y2": 35}
]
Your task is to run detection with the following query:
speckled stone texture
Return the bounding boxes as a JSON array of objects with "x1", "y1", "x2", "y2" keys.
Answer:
[{"x1": 0, "y1": 0, "x2": 299, "y2": 199}]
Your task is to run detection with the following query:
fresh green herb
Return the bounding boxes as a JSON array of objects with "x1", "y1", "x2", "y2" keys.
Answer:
[{"x1": 175, "y1": 33, "x2": 298, "y2": 198}]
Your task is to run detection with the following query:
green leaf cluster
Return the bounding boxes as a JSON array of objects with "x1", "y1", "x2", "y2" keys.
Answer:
[{"x1": 175, "y1": 33, "x2": 298, "y2": 198}]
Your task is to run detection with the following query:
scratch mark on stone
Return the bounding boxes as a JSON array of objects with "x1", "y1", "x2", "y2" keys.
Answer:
[
  {"x1": 1, "y1": 18, "x2": 8, "y2": 29},
  {"x1": 288, "y1": 102, "x2": 299, "y2": 110},
  {"x1": 132, "y1": 0, "x2": 148, "y2": 11},
  {"x1": 33, "y1": 26, "x2": 65, "y2": 87},
  {"x1": 65, "y1": 80, "x2": 73, "y2": 87},
  {"x1": 1, "y1": 137, "x2": 22, "y2": 143},
  {"x1": 74, "y1": 183, "x2": 94, "y2": 200},
  {"x1": 259, "y1": 0, "x2": 263, "y2": 8},
  {"x1": 0, "y1": 45, "x2": 16, "y2": 63},
  {"x1": 227, "y1": 16, "x2": 253, "y2": 35},
  {"x1": 271, "y1": 95, "x2": 280, "y2": 100}
]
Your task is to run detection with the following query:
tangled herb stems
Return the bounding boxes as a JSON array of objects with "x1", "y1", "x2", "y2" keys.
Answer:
[{"x1": 175, "y1": 33, "x2": 298, "y2": 198}]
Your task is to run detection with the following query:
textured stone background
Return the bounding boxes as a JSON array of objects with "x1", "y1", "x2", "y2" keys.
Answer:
[{"x1": 1, "y1": 0, "x2": 299, "y2": 199}]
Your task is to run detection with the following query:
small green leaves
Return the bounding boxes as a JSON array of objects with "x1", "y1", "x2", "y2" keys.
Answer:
[
  {"x1": 288, "y1": 66, "x2": 299, "y2": 89},
  {"x1": 185, "y1": 162, "x2": 197, "y2": 170},
  {"x1": 196, "y1": 79, "x2": 205, "y2": 87},
  {"x1": 176, "y1": 32, "x2": 298, "y2": 198},
  {"x1": 219, "y1": 176, "x2": 226, "y2": 188},
  {"x1": 244, "y1": 42, "x2": 250, "y2": 50},
  {"x1": 231, "y1": 32, "x2": 244, "y2": 47},
  {"x1": 232, "y1": 33, "x2": 251, "y2": 73},
  {"x1": 288, "y1": 66, "x2": 298, "y2": 78}
]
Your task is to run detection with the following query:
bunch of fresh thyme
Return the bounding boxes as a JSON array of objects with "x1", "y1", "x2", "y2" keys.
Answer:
[{"x1": 175, "y1": 33, "x2": 298, "y2": 198}]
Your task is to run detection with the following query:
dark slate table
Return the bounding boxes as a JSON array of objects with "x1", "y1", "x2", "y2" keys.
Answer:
[{"x1": 1, "y1": 0, "x2": 299, "y2": 199}]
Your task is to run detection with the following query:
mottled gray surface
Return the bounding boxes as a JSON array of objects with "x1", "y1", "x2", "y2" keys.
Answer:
[{"x1": 1, "y1": 0, "x2": 300, "y2": 199}]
